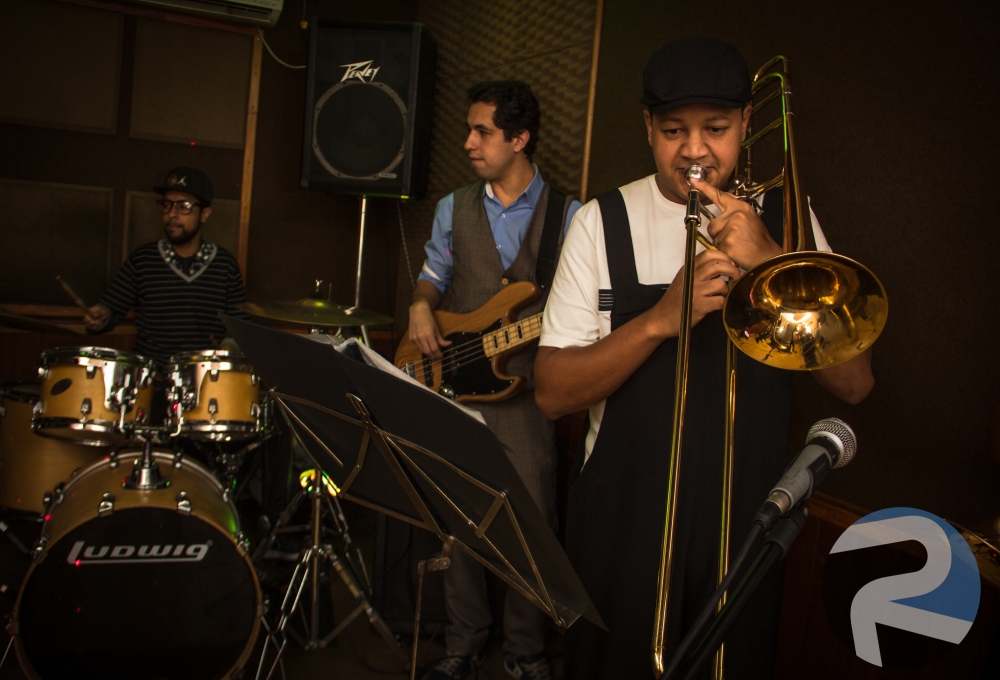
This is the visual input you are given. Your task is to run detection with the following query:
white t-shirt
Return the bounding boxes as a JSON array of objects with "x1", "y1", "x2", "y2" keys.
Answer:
[{"x1": 538, "y1": 174, "x2": 830, "y2": 460}]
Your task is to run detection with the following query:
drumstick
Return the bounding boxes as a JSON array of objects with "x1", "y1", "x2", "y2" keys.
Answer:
[{"x1": 56, "y1": 275, "x2": 89, "y2": 312}]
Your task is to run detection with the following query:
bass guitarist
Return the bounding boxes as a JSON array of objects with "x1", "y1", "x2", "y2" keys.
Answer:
[{"x1": 408, "y1": 80, "x2": 580, "y2": 680}]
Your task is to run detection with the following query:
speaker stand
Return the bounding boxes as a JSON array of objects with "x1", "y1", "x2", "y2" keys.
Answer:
[{"x1": 353, "y1": 195, "x2": 371, "y2": 347}]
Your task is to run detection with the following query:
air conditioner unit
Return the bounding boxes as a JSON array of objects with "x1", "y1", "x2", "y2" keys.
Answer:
[{"x1": 118, "y1": 0, "x2": 283, "y2": 29}]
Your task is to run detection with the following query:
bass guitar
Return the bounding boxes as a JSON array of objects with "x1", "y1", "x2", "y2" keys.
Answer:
[{"x1": 394, "y1": 281, "x2": 543, "y2": 403}]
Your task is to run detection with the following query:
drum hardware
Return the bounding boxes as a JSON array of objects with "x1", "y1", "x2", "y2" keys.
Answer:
[
  {"x1": 0, "y1": 520, "x2": 29, "y2": 555},
  {"x1": 124, "y1": 437, "x2": 170, "y2": 491},
  {"x1": 254, "y1": 468, "x2": 407, "y2": 680},
  {"x1": 650, "y1": 56, "x2": 889, "y2": 678}
]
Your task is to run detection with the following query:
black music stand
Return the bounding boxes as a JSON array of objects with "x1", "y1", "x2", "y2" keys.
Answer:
[{"x1": 224, "y1": 316, "x2": 604, "y2": 671}]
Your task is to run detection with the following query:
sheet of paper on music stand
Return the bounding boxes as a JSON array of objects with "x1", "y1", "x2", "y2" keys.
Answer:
[{"x1": 224, "y1": 316, "x2": 604, "y2": 630}]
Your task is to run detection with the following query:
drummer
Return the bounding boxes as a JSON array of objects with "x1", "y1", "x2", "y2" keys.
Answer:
[{"x1": 83, "y1": 166, "x2": 251, "y2": 364}]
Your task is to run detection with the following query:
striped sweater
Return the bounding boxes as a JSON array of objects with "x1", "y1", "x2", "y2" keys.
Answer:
[{"x1": 95, "y1": 240, "x2": 252, "y2": 364}]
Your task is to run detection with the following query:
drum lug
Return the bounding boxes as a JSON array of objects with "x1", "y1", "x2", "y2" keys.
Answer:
[
  {"x1": 109, "y1": 450, "x2": 119, "y2": 469},
  {"x1": 98, "y1": 492, "x2": 115, "y2": 517},
  {"x1": 176, "y1": 491, "x2": 192, "y2": 515},
  {"x1": 80, "y1": 398, "x2": 92, "y2": 416},
  {"x1": 208, "y1": 398, "x2": 219, "y2": 423},
  {"x1": 86, "y1": 365, "x2": 97, "y2": 379},
  {"x1": 251, "y1": 373, "x2": 259, "y2": 386},
  {"x1": 235, "y1": 530, "x2": 249, "y2": 555},
  {"x1": 51, "y1": 482, "x2": 66, "y2": 507},
  {"x1": 210, "y1": 368, "x2": 220, "y2": 382},
  {"x1": 32, "y1": 537, "x2": 48, "y2": 563},
  {"x1": 172, "y1": 451, "x2": 184, "y2": 469},
  {"x1": 37, "y1": 366, "x2": 47, "y2": 380},
  {"x1": 32, "y1": 400, "x2": 43, "y2": 416}
]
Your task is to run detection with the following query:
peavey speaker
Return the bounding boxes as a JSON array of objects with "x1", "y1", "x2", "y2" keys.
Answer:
[{"x1": 302, "y1": 20, "x2": 437, "y2": 199}]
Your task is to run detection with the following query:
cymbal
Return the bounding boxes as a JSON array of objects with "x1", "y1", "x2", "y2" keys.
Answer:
[
  {"x1": 0, "y1": 308, "x2": 83, "y2": 334},
  {"x1": 238, "y1": 299, "x2": 393, "y2": 328}
]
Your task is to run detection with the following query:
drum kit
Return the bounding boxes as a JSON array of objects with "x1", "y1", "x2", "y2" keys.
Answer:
[{"x1": 0, "y1": 293, "x2": 403, "y2": 680}]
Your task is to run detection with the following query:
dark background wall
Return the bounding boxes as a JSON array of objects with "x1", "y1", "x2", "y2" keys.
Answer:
[
  {"x1": 0, "y1": 0, "x2": 417, "y2": 328},
  {"x1": 588, "y1": 0, "x2": 1000, "y2": 526}
]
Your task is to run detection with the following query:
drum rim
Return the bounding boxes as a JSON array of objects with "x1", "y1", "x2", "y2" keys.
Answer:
[
  {"x1": 31, "y1": 419, "x2": 120, "y2": 447},
  {"x1": 167, "y1": 348, "x2": 250, "y2": 365},
  {"x1": 40, "y1": 346, "x2": 153, "y2": 367}
]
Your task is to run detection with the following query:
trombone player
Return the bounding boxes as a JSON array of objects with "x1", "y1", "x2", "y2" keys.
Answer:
[{"x1": 534, "y1": 37, "x2": 874, "y2": 678}]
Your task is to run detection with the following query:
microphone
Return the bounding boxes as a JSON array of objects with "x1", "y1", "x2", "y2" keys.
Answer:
[{"x1": 754, "y1": 418, "x2": 857, "y2": 530}]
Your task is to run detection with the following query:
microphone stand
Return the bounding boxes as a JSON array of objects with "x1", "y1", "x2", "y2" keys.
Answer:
[{"x1": 670, "y1": 505, "x2": 808, "y2": 680}]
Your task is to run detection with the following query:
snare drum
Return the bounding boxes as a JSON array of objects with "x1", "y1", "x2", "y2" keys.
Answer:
[
  {"x1": 0, "y1": 382, "x2": 106, "y2": 513},
  {"x1": 13, "y1": 450, "x2": 261, "y2": 680},
  {"x1": 33, "y1": 347, "x2": 156, "y2": 445},
  {"x1": 166, "y1": 350, "x2": 263, "y2": 441}
]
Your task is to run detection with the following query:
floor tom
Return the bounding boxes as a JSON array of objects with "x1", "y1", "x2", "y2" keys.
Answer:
[{"x1": 0, "y1": 381, "x2": 106, "y2": 513}]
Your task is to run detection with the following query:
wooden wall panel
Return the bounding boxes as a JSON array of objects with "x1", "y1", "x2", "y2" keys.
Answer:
[
  {"x1": 0, "y1": 179, "x2": 112, "y2": 306},
  {"x1": 0, "y1": 0, "x2": 122, "y2": 134},
  {"x1": 131, "y1": 17, "x2": 251, "y2": 148},
  {"x1": 124, "y1": 190, "x2": 241, "y2": 260}
]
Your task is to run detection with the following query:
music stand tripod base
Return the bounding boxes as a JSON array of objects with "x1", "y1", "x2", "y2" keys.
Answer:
[{"x1": 255, "y1": 471, "x2": 408, "y2": 680}]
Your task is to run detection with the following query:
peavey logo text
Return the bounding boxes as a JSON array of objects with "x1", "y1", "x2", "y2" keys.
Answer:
[
  {"x1": 66, "y1": 540, "x2": 210, "y2": 565},
  {"x1": 339, "y1": 60, "x2": 380, "y2": 84}
]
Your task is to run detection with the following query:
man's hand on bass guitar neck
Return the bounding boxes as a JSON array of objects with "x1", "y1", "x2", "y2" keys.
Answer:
[{"x1": 408, "y1": 280, "x2": 452, "y2": 361}]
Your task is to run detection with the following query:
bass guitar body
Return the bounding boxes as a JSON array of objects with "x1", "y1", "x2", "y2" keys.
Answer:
[{"x1": 394, "y1": 281, "x2": 541, "y2": 403}]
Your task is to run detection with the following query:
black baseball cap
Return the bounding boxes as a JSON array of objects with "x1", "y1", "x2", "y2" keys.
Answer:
[
  {"x1": 641, "y1": 36, "x2": 751, "y2": 113},
  {"x1": 154, "y1": 166, "x2": 213, "y2": 206}
]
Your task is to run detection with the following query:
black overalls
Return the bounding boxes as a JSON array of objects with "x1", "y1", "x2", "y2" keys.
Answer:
[{"x1": 564, "y1": 189, "x2": 793, "y2": 680}]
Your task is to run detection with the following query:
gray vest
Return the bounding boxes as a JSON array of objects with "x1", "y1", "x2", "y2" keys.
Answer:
[{"x1": 449, "y1": 179, "x2": 571, "y2": 388}]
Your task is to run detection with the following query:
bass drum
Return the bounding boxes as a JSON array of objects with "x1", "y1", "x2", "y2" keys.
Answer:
[{"x1": 13, "y1": 451, "x2": 261, "y2": 680}]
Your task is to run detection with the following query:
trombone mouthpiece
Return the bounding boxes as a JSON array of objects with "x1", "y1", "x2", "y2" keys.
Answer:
[{"x1": 684, "y1": 164, "x2": 706, "y2": 183}]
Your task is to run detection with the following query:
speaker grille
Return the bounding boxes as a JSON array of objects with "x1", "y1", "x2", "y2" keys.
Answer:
[{"x1": 312, "y1": 81, "x2": 407, "y2": 180}]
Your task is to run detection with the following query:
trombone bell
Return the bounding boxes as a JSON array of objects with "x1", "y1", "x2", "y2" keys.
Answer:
[{"x1": 723, "y1": 251, "x2": 888, "y2": 370}]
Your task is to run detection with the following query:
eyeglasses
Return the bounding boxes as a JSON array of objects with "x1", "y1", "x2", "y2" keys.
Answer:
[{"x1": 156, "y1": 199, "x2": 204, "y2": 215}]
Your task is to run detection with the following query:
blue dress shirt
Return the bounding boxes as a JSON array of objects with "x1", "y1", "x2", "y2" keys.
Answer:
[{"x1": 418, "y1": 167, "x2": 583, "y2": 293}]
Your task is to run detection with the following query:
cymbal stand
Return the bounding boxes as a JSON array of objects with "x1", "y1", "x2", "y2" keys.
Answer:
[{"x1": 254, "y1": 470, "x2": 407, "y2": 680}]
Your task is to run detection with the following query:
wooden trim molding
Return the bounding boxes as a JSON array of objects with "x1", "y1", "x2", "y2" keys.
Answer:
[
  {"x1": 579, "y1": 0, "x2": 604, "y2": 203},
  {"x1": 238, "y1": 33, "x2": 263, "y2": 277}
]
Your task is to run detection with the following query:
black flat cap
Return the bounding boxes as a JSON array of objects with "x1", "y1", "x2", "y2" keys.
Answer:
[
  {"x1": 641, "y1": 36, "x2": 751, "y2": 113},
  {"x1": 154, "y1": 166, "x2": 213, "y2": 206}
]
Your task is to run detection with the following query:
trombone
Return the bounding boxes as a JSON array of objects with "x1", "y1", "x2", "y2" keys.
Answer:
[{"x1": 650, "y1": 56, "x2": 888, "y2": 679}]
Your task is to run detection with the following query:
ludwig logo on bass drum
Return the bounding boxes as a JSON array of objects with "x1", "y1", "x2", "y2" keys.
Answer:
[{"x1": 66, "y1": 540, "x2": 210, "y2": 565}]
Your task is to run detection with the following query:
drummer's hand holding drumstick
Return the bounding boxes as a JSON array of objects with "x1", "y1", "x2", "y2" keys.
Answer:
[
  {"x1": 56, "y1": 275, "x2": 109, "y2": 332},
  {"x1": 83, "y1": 305, "x2": 109, "y2": 332}
]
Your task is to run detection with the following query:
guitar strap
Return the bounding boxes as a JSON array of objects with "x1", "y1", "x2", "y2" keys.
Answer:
[{"x1": 535, "y1": 186, "x2": 567, "y2": 293}]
